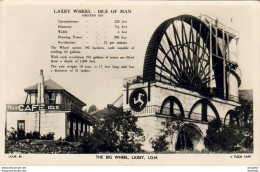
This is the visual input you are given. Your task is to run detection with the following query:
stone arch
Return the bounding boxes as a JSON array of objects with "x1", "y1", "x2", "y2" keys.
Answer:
[
  {"x1": 224, "y1": 110, "x2": 239, "y2": 126},
  {"x1": 188, "y1": 98, "x2": 220, "y2": 122},
  {"x1": 160, "y1": 96, "x2": 185, "y2": 119},
  {"x1": 175, "y1": 123, "x2": 204, "y2": 151}
]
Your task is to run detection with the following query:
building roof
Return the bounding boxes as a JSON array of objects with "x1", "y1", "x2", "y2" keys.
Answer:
[
  {"x1": 24, "y1": 79, "x2": 86, "y2": 106},
  {"x1": 112, "y1": 94, "x2": 123, "y2": 108},
  {"x1": 24, "y1": 79, "x2": 65, "y2": 91}
]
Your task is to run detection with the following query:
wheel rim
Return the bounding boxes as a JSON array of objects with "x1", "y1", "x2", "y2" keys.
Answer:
[{"x1": 143, "y1": 15, "x2": 224, "y2": 94}]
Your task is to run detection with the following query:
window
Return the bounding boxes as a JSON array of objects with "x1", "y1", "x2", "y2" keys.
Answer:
[
  {"x1": 160, "y1": 96, "x2": 184, "y2": 119},
  {"x1": 48, "y1": 92, "x2": 56, "y2": 104},
  {"x1": 189, "y1": 99, "x2": 220, "y2": 122}
]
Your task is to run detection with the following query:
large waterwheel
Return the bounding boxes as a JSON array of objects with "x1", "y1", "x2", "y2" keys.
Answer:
[{"x1": 143, "y1": 15, "x2": 240, "y2": 98}]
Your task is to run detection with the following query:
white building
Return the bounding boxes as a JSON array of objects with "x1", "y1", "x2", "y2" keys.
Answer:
[{"x1": 6, "y1": 70, "x2": 93, "y2": 141}]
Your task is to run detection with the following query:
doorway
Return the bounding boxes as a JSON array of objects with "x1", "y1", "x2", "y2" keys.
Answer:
[
  {"x1": 17, "y1": 120, "x2": 25, "y2": 138},
  {"x1": 175, "y1": 124, "x2": 204, "y2": 151}
]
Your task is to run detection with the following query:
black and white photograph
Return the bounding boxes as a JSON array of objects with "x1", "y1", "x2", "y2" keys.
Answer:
[{"x1": 0, "y1": 1, "x2": 259, "y2": 166}]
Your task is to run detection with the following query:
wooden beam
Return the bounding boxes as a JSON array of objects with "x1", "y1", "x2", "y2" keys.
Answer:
[
  {"x1": 148, "y1": 81, "x2": 151, "y2": 101},
  {"x1": 227, "y1": 33, "x2": 230, "y2": 98},
  {"x1": 209, "y1": 22, "x2": 213, "y2": 89},
  {"x1": 223, "y1": 28, "x2": 226, "y2": 99},
  {"x1": 126, "y1": 83, "x2": 129, "y2": 104},
  {"x1": 215, "y1": 25, "x2": 218, "y2": 56},
  {"x1": 24, "y1": 93, "x2": 28, "y2": 105}
]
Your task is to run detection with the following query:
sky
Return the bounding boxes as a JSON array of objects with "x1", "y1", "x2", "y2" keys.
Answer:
[{"x1": 3, "y1": 1, "x2": 257, "y2": 110}]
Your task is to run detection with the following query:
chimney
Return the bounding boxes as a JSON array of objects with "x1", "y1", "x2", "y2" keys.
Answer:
[{"x1": 37, "y1": 70, "x2": 45, "y2": 104}]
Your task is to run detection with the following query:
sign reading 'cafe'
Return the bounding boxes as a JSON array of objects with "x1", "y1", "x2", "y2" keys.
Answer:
[{"x1": 6, "y1": 104, "x2": 62, "y2": 112}]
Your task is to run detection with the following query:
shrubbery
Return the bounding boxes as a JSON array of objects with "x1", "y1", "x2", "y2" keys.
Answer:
[
  {"x1": 25, "y1": 131, "x2": 40, "y2": 139},
  {"x1": 204, "y1": 119, "x2": 243, "y2": 152},
  {"x1": 151, "y1": 118, "x2": 182, "y2": 153},
  {"x1": 80, "y1": 106, "x2": 144, "y2": 153},
  {"x1": 151, "y1": 135, "x2": 169, "y2": 153},
  {"x1": 7, "y1": 128, "x2": 55, "y2": 141},
  {"x1": 41, "y1": 132, "x2": 55, "y2": 140},
  {"x1": 205, "y1": 99, "x2": 253, "y2": 152}
]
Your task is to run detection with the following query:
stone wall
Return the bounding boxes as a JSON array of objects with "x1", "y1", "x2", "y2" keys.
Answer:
[
  {"x1": 123, "y1": 81, "x2": 240, "y2": 152},
  {"x1": 124, "y1": 82, "x2": 239, "y2": 120},
  {"x1": 136, "y1": 116, "x2": 166, "y2": 151}
]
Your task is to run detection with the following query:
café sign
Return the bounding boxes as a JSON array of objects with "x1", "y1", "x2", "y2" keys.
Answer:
[{"x1": 6, "y1": 104, "x2": 62, "y2": 112}]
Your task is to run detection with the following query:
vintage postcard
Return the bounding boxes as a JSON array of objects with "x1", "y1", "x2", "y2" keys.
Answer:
[{"x1": 0, "y1": 0, "x2": 259, "y2": 166}]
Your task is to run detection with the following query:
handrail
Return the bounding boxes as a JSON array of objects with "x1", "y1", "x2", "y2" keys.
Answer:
[
  {"x1": 199, "y1": 14, "x2": 239, "y2": 37},
  {"x1": 125, "y1": 105, "x2": 227, "y2": 125},
  {"x1": 124, "y1": 75, "x2": 240, "y2": 103}
]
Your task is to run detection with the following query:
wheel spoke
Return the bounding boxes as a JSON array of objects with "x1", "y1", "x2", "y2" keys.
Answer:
[
  {"x1": 173, "y1": 21, "x2": 191, "y2": 74},
  {"x1": 157, "y1": 46, "x2": 182, "y2": 79},
  {"x1": 181, "y1": 19, "x2": 193, "y2": 74},
  {"x1": 151, "y1": 16, "x2": 220, "y2": 91},
  {"x1": 157, "y1": 51, "x2": 181, "y2": 83},
  {"x1": 163, "y1": 31, "x2": 183, "y2": 74}
]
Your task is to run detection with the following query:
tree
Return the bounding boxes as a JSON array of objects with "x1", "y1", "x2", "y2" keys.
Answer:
[
  {"x1": 204, "y1": 98, "x2": 253, "y2": 152},
  {"x1": 151, "y1": 117, "x2": 182, "y2": 152},
  {"x1": 204, "y1": 118, "x2": 246, "y2": 152},
  {"x1": 151, "y1": 135, "x2": 169, "y2": 153},
  {"x1": 80, "y1": 106, "x2": 143, "y2": 153},
  {"x1": 235, "y1": 99, "x2": 253, "y2": 149},
  {"x1": 88, "y1": 104, "x2": 98, "y2": 114},
  {"x1": 236, "y1": 99, "x2": 253, "y2": 126}
]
